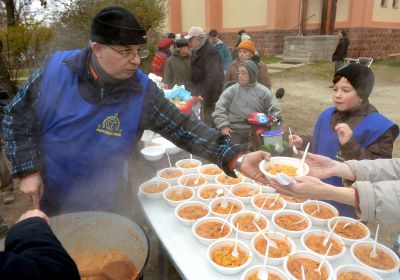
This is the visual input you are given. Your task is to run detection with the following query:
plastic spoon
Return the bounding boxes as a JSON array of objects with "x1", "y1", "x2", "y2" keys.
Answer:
[
  {"x1": 166, "y1": 153, "x2": 172, "y2": 168},
  {"x1": 296, "y1": 142, "x2": 310, "y2": 175},
  {"x1": 301, "y1": 265, "x2": 306, "y2": 280},
  {"x1": 315, "y1": 243, "x2": 333, "y2": 276},
  {"x1": 343, "y1": 219, "x2": 362, "y2": 229},
  {"x1": 276, "y1": 172, "x2": 297, "y2": 186},
  {"x1": 258, "y1": 234, "x2": 271, "y2": 280},
  {"x1": 232, "y1": 223, "x2": 239, "y2": 258},
  {"x1": 288, "y1": 126, "x2": 298, "y2": 154},
  {"x1": 268, "y1": 194, "x2": 280, "y2": 209},
  {"x1": 370, "y1": 224, "x2": 380, "y2": 259},
  {"x1": 220, "y1": 205, "x2": 235, "y2": 233},
  {"x1": 323, "y1": 219, "x2": 339, "y2": 247},
  {"x1": 255, "y1": 195, "x2": 269, "y2": 222},
  {"x1": 252, "y1": 221, "x2": 278, "y2": 248}
]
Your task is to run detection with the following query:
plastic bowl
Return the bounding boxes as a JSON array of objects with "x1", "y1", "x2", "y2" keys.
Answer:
[
  {"x1": 279, "y1": 194, "x2": 308, "y2": 210},
  {"x1": 241, "y1": 265, "x2": 287, "y2": 280},
  {"x1": 259, "y1": 156, "x2": 310, "y2": 182},
  {"x1": 230, "y1": 211, "x2": 269, "y2": 240},
  {"x1": 251, "y1": 230, "x2": 296, "y2": 266},
  {"x1": 327, "y1": 216, "x2": 370, "y2": 246},
  {"x1": 209, "y1": 197, "x2": 245, "y2": 218},
  {"x1": 253, "y1": 180, "x2": 276, "y2": 193},
  {"x1": 301, "y1": 229, "x2": 346, "y2": 263},
  {"x1": 157, "y1": 167, "x2": 184, "y2": 185},
  {"x1": 334, "y1": 264, "x2": 383, "y2": 280},
  {"x1": 178, "y1": 174, "x2": 207, "y2": 191},
  {"x1": 215, "y1": 173, "x2": 245, "y2": 187},
  {"x1": 198, "y1": 164, "x2": 223, "y2": 182},
  {"x1": 175, "y1": 201, "x2": 210, "y2": 226},
  {"x1": 251, "y1": 193, "x2": 286, "y2": 217},
  {"x1": 283, "y1": 251, "x2": 333, "y2": 280},
  {"x1": 230, "y1": 183, "x2": 261, "y2": 204},
  {"x1": 192, "y1": 216, "x2": 232, "y2": 246},
  {"x1": 236, "y1": 172, "x2": 253, "y2": 183},
  {"x1": 162, "y1": 186, "x2": 194, "y2": 207},
  {"x1": 175, "y1": 158, "x2": 202, "y2": 174},
  {"x1": 351, "y1": 241, "x2": 400, "y2": 278},
  {"x1": 272, "y1": 210, "x2": 312, "y2": 239},
  {"x1": 207, "y1": 238, "x2": 253, "y2": 275},
  {"x1": 197, "y1": 184, "x2": 229, "y2": 202},
  {"x1": 138, "y1": 179, "x2": 170, "y2": 200},
  {"x1": 151, "y1": 136, "x2": 182, "y2": 154},
  {"x1": 140, "y1": 145, "x2": 165, "y2": 161},
  {"x1": 300, "y1": 200, "x2": 339, "y2": 226}
]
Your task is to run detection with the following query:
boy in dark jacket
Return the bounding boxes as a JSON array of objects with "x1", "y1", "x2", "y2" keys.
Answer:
[{"x1": 332, "y1": 30, "x2": 350, "y2": 72}]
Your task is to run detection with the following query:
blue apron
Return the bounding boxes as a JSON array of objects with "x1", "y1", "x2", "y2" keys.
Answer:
[
  {"x1": 37, "y1": 50, "x2": 147, "y2": 213},
  {"x1": 312, "y1": 107, "x2": 398, "y2": 217}
]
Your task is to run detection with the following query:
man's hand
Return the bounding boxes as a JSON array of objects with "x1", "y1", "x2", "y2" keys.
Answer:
[
  {"x1": 17, "y1": 209, "x2": 50, "y2": 225},
  {"x1": 220, "y1": 126, "x2": 234, "y2": 136},
  {"x1": 335, "y1": 123, "x2": 353, "y2": 145},
  {"x1": 239, "y1": 151, "x2": 271, "y2": 185},
  {"x1": 19, "y1": 174, "x2": 44, "y2": 209},
  {"x1": 303, "y1": 152, "x2": 338, "y2": 179},
  {"x1": 288, "y1": 134, "x2": 303, "y2": 149}
]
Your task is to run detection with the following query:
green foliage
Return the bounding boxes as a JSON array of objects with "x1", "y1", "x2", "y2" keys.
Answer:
[{"x1": 261, "y1": 55, "x2": 283, "y2": 64}]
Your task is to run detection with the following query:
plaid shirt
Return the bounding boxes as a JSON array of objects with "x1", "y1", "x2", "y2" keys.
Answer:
[{"x1": 2, "y1": 49, "x2": 245, "y2": 179}]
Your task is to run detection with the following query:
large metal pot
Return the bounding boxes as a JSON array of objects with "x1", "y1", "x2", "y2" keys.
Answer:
[{"x1": 51, "y1": 211, "x2": 149, "y2": 279}]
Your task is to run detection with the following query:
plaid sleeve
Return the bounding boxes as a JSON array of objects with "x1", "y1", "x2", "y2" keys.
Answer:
[
  {"x1": 146, "y1": 83, "x2": 248, "y2": 176},
  {"x1": 2, "y1": 68, "x2": 42, "y2": 178}
]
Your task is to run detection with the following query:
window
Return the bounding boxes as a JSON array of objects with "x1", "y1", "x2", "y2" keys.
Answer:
[
  {"x1": 393, "y1": 0, "x2": 399, "y2": 8},
  {"x1": 381, "y1": 0, "x2": 388, "y2": 7}
]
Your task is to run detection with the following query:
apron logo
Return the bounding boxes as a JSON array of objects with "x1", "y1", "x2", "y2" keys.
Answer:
[
  {"x1": 335, "y1": 150, "x2": 345, "y2": 162},
  {"x1": 96, "y1": 113, "x2": 122, "y2": 137}
]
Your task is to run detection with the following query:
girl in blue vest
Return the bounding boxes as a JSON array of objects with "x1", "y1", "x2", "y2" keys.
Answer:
[{"x1": 290, "y1": 63, "x2": 399, "y2": 217}]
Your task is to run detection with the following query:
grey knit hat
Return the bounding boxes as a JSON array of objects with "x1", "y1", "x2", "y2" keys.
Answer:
[{"x1": 240, "y1": 60, "x2": 258, "y2": 84}]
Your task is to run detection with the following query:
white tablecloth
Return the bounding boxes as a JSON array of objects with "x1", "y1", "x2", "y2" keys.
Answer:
[{"x1": 138, "y1": 193, "x2": 399, "y2": 280}]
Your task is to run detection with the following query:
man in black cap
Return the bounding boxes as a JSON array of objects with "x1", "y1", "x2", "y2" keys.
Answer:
[{"x1": 3, "y1": 6, "x2": 270, "y2": 215}]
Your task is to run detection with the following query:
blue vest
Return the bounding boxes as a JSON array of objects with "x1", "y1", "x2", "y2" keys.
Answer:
[
  {"x1": 312, "y1": 107, "x2": 398, "y2": 217},
  {"x1": 37, "y1": 50, "x2": 148, "y2": 213}
]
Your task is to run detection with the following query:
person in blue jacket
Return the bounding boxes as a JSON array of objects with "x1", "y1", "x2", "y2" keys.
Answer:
[
  {"x1": 208, "y1": 29, "x2": 232, "y2": 74},
  {"x1": 290, "y1": 63, "x2": 399, "y2": 217},
  {"x1": 3, "y1": 6, "x2": 270, "y2": 215}
]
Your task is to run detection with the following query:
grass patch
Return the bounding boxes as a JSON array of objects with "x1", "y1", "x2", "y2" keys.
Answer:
[
  {"x1": 261, "y1": 55, "x2": 283, "y2": 64},
  {"x1": 373, "y1": 59, "x2": 400, "y2": 67}
]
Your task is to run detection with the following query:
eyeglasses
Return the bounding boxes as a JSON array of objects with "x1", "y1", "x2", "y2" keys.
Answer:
[{"x1": 106, "y1": 45, "x2": 150, "y2": 59}]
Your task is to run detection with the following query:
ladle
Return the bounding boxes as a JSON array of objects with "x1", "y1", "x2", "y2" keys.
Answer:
[{"x1": 80, "y1": 261, "x2": 134, "y2": 280}]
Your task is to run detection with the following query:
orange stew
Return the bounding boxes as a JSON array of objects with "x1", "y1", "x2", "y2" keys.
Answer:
[
  {"x1": 200, "y1": 187, "x2": 226, "y2": 199},
  {"x1": 354, "y1": 246, "x2": 396, "y2": 270},
  {"x1": 266, "y1": 164, "x2": 297, "y2": 176},
  {"x1": 333, "y1": 221, "x2": 367, "y2": 239},
  {"x1": 254, "y1": 197, "x2": 283, "y2": 211},
  {"x1": 202, "y1": 165, "x2": 223, "y2": 175},
  {"x1": 287, "y1": 257, "x2": 329, "y2": 280},
  {"x1": 280, "y1": 194, "x2": 307, "y2": 203},
  {"x1": 338, "y1": 272, "x2": 372, "y2": 280},
  {"x1": 178, "y1": 205, "x2": 208, "y2": 220},
  {"x1": 232, "y1": 186, "x2": 260, "y2": 197},
  {"x1": 217, "y1": 174, "x2": 243, "y2": 185},
  {"x1": 305, "y1": 234, "x2": 343, "y2": 256},
  {"x1": 142, "y1": 182, "x2": 168, "y2": 193},
  {"x1": 304, "y1": 204, "x2": 337, "y2": 219},
  {"x1": 178, "y1": 161, "x2": 200, "y2": 168},
  {"x1": 160, "y1": 169, "x2": 183, "y2": 179},
  {"x1": 254, "y1": 236, "x2": 291, "y2": 258},
  {"x1": 211, "y1": 244, "x2": 249, "y2": 267},
  {"x1": 196, "y1": 221, "x2": 230, "y2": 239},
  {"x1": 180, "y1": 177, "x2": 207, "y2": 187},
  {"x1": 234, "y1": 214, "x2": 267, "y2": 232},
  {"x1": 166, "y1": 189, "x2": 192, "y2": 201},
  {"x1": 246, "y1": 271, "x2": 282, "y2": 280},
  {"x1": 212, "y1": 201, "x2": 242, "y2": 214},
  {"x1": 275, "y1": 214, "x2": 308, "y2": 231}
]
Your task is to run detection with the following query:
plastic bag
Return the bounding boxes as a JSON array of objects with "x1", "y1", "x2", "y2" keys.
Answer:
[{"x1": 164, "y1": 85, "x2": 192, "y2": 101}]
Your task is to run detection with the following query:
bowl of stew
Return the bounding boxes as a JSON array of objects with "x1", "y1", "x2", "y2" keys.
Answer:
[
  {"x1": 334, "y1": 264, "x2": 383, "y2": 280},
  {"x1": 209, "y1": 197, "x2": 244, "y2": 218},
  {"x1": 279, "y1": 194, "x2": 308, "y2": 210},
  {"x1": 259, "y1": 157, "x2": 310, "y2": 182},
  {"x1": 175, "y1": 158, "x2": 202, "y2": 174},
  {"x1": 301, "y1": 200, "x2": 339, "y2": 226},
  {"x1": 175, "y1": 201, "x2": 210, "y2": 226},
  {"x1": 197, "y1": 184, "x2": 229, "y2": 202},
  {"x1": 192, "y1": 217, "x2": 232, "y2": 246},
  {"x1": 251, "y1": 193, "x2": 286, "y2": 217},
  {"x1": 241, "y1": 265, "x2": 287, "y2": 280},
  {"x1": 163, "y1": 186, "x2": 194, "y2": 207},
  {"x1": 178, "y1": 174, "x2": 207, "y2": 191},
  {"x1": 138, "y1": 178, "x2": 170, "y2": 200},
  {"x1": 283, "y1": 251, "x2": 333, "y2": 280},
  {"x1": 328, "y1": 216, "x2": 370, "y2": 246},
  {"x1": 272, "y1": 210, "x2": 312, "y2": 239},
  {"x1": 230, "y1": 183, "x2": 262, "y2": 204},
  {"x1": 198, "y1": 164, "x2": 223, "y2": 182},
  {"x1": 215, "y1": 173, "x2": 245, "y2": 187},
  {"x1": 157, "y1": 167, "x2": 184, "y2": 185},
  {"x1": 230, "y1": 211, "x2": 269, "y2": 240}
]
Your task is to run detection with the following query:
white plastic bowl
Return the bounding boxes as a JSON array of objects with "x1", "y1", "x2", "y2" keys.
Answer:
[
  {"x1": 351, "y1": 241, "x2": 400, "y2": 278},
  {"x1": 253, "y1": 180, "x2": 276, "y2": 193},
  {"x1": 283, "y1": 251, "x2": 333, "y2": 280},
  {"x1": 251, "y1": 231, "x2": 296, "y2": 266},
  {"x1": 236, "y1": 172, "x2": 253, "y2": 183},
  {"x1": 300, "y1": 200, "x2": 339, "y2": 226},
  {"x1": 197, "y1": 184, "x2": 229, "y2": 202},
  {"x1": 230, "y1": 183, "x2": 261, "y2": 204},
  {"x1": 259, "y1": 156, "x2": 310, "y2": 182},
  {"x1": 327, "y1": 216, "x2": 370, "y2": 246},
  {"x1": 207, "y1": 238, "x2": 253, "y2": 275},
  {"x1": 301, "y1": 230, "x2": 346, "y2": 263},
  {"x1": 215, "y1": 173, "x2": 245, "y2": 187},
  {"x1": 162, "y1": 186, "x2": 194, "y2": 207},
  {"x1": 175, "y1": 158, "x2": 202, "y2": 174},
  {"x1": 138, "y1": 179, "x2": 170, "y2": 200},
  {"x1": 140, "y1": 145, "x2": 165, "y2": 161},
  {"x1": 279, "y1": 194, "x2": 308, "y2": 210},
  {"x1": 230, "y1": 211, "x2": 269, "y2": 240},
  {"x1": 241, "y1": 265, "x2": 287, "y2": 280},
  {"x1": 209, "y1": 197, "x2": 244, "y2": 218},
  {"x1": 197, "y1": 164, "x2": 223, "y2": 182},
  {"x1": 334, "y1": 264, "x2": 383, "y2": 280},
  {"x1": 175, "y1": 201, "x2": 210, "y2": 226},
  {"x1": 157, "y1": 167, "x2": 184, "y2": 185},
  {"x1": 151, "y1": 136, "x2": 182, "y2": 154},
  {"x1": 272, "y1": 210, "x2": 312, "y2": 239},
  {"x1": 251, "y1": 193, "x2": 286, "y2": 217},
  {"x1": 192, "y1": 216, "x2": 232, "y2": 246},
  {"x1": 178, "y1": 174, "x2": 207, "y2": 191}
]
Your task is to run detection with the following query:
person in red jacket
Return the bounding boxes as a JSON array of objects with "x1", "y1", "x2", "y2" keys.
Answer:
[{"x1": 151, "y1": 38, "x2": 173, "y2": 78}]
